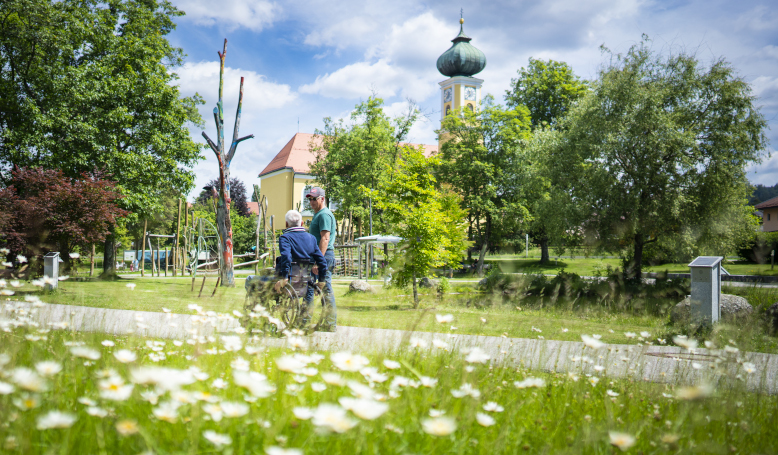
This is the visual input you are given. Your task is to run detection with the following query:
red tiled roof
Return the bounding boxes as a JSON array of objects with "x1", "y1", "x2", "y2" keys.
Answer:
[
  {"x1": 258, "y1": 133, "x2": 438, "y2": 178},
  {"x1": 246, "y1": 202, "x2": 260, "y2": 215},
  {"x1": 756, "y1": 196, "x2": 778, "y2": 209}
]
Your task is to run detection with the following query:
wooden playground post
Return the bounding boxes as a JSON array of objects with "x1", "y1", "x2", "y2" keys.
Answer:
[
  {"x1": 211, "y1": 276, "x2": 221, "y2": 297},
  {"x1": 90, "y1": 244, "x2": 95, "y2": 276},
  {"x1": 262, "y1": 196, "x2": 268, "y2": 267},
  {"x1": 198, "y1": 275, "x2": 207, "y2": 297},
  {"x1": 183, "y1": 208, "x2": 189, "y2": 275},
  {"x1": 156, "y1": 237, "x2": 161, "y2": 277},
  {"x1": 140, "y1": 221, "x2": 147, "y2": 277},
  {"x1": 253, "y1": 185, "x2": 261, "y2": 274},
  {"x1": 270, "y1": 215, "x2": 276, "y2": 263},
  {"x1": 147, "y1": 238, "x2": 157, "y2": 275},
  {"x1": 164, "y1": 246, "x2": 169, "y2": 277},
  {"x1": 174, "y1": 198, "x2": 182, "y2": 276}
]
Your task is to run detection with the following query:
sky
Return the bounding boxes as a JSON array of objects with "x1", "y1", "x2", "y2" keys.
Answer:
[{"x1": 166, "y1": 0, "x2": 778, "y2": 201}]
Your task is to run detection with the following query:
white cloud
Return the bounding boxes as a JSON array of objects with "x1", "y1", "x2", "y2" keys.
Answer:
[
  {"x1": 298, "y1": 59, "x2": 436, "y2": 100},
  {"x1": 298, "y1": 12, "x2": 452, "y2": 102},
  {"x1": 736, "y1": 5, "x2": 778, "y2": 31},
  {"x1": 175, "y1": 0, "x2": 279, "y2": 31},
  {"x1": 175, "y1": 61, "x2": 297, "y2": 114}
]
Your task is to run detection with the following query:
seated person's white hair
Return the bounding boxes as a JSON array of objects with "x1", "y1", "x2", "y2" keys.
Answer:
[{"x1": 285, "y1": 210, "x2": 303, "y2": 227}]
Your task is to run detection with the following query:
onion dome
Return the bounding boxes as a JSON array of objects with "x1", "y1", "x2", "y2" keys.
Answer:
[{"x1": 436, "y1": 18, "x2": 486, "y2": 77}]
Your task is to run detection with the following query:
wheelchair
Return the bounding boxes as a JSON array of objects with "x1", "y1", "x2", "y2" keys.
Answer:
[{"x1": 241, "y1": 261, "x2": 324, "y2": 336}]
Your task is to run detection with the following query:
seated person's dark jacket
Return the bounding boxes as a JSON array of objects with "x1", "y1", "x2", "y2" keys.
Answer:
[{"x1": 276, "y1": 226, "x2": 327, "y2": 281}]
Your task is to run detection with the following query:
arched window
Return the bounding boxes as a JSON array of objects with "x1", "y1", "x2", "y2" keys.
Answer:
[
  {"x1": 467, "y1": 103, "x2": 474, "y2": 111},
  {"x1": 445, "y1": 105, "x2": 451, "y2": 116}
]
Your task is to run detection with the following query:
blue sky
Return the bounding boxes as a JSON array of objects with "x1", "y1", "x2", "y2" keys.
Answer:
[{"x1": 166, "y1": 0, "x2": 778, "y2": 200}]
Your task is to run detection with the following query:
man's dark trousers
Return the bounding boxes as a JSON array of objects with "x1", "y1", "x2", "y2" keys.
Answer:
[{"x1": 304, "y1": 249, "x2": 337, "y2": 329}]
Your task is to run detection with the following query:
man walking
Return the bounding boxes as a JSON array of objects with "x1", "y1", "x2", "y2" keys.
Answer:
[{"x1": 304, "y1": 187, "x2": 337, "y2": 331}]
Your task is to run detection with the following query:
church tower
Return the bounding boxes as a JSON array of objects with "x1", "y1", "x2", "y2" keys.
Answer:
[{"x1": 436, "y1": 14, "x2": 486, "y2": 144}]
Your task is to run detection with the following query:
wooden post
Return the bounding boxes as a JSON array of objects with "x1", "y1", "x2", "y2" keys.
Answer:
[
  {"x1": 211, "y1": 276, "x2": 221, "y2": 297},
  {"x1": 140, "y1": 221, "x2": 147, "y2": 277},
  {"x1": 198, "y1": 275, "x2": 207, "y2": 298},
  {"x1": 270, "y1": 215, "x2": 276, "y2": 263},
  {"x1": 184, "y1": 208, "x2": 189, "y2": 275},
  {"x1": 262, "y1": 196, "x2": 268, "y2": 267},
  {"x1": 164, "y1": 246, "x2": 169, "y2": 277},
  {"x1": 147, "y1": 238, "x2": 157, "y2": 275},
  {"x1": 90, "y1": 244, "x2": 95, "y2": 277},
  {"x1": 358, "y1": 244, "x2": 362, "y2": 280},
  {"x1": 174, "y1": 199, "x2": 182, "y2": 276},
  {"x1": 156, "y1": 238, "x2": 160, "y2": 277},
  {"x1": 253, "y1": 185, "x2": 261, "y2": 274}
]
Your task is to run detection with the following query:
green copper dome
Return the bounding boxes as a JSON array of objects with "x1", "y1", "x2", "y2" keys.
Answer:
[{"x1": 436, "y1": 19, "x2": 486, "y2": 78}]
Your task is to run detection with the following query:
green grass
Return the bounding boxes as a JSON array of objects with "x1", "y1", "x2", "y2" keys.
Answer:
[
  {"x1": 1, "y1": 320, "x2": 776, "y2": 454},
  {"x1": 18, "y1": 276, "x2": 778, "y2": 355},
  {"x1": 484, "y1": 253, "x2": 778, "y2": 277}
]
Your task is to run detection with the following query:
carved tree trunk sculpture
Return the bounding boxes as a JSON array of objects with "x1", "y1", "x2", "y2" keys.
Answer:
[{"x1": 202, "y1": 39, "x2": 254, "y2": 287}]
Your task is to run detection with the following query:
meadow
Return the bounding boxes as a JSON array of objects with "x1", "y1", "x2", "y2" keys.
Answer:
[
  {"x1": 23, "y1": 273, "x2": 778, "y2": 355},
  {"x1": 1, "y1": 305, "x2": 776, "y2": 454}
]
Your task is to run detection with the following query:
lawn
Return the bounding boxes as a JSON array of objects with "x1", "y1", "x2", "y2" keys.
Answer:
[
  {"x1": 485, "y1": 255, "x2": 778, "y2": 277},
  {"x1": 17, "y1": 276, "x2": 778, "y2": 355},
  {"x1": 0, "y1": 318, "x2": 775, "y2": 454}
]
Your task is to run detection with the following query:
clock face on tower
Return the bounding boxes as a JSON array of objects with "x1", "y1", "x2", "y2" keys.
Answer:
[
  {"x1": 443, "y1": 87, "x2": 452, "y2": 103},
  {"x1": 465, "y1": 86, "x2": 476, "y2": 101}
]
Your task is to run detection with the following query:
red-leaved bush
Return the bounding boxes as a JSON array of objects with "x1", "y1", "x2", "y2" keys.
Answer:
[{"x1": 0, "y1": 167, "x2": 128, "y2": 273}]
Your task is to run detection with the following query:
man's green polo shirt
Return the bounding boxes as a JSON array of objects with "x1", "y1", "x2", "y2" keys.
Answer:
[{"x1": 310, "y1": 207, "x2": 337, "y2": 251}]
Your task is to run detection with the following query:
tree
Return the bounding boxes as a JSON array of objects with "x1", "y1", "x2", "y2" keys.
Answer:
[
  {"x1": 506, "y1": 58, "x2": 589, "y2": 129},
  {"x1": 505, "y1": 59, "x2": 589, "y2": 263},
  {"x1": 200, "y1": 39, "x2": 254, "y2": 287},
  {"x1": 438, "y1": 96, "x2": 533, "y2": 275},
  {"x1": 0, "y1": 0, "x2": 204, "y2": 276},
  {"x1": 555, "y1": 40, "x2": 768, "y2": 279},
  {"x1": 310, "y1": 96, "x2": 420, "y2": 234},
  {"x1": 198, "y1": 178, "x2": 250, "y2": 217},
  {"x1": 0, "y1": 167, "x2": 127, "y2": 273},
  {"x1": 365, "y1": 146, "x2": 469, "y2": 306}
]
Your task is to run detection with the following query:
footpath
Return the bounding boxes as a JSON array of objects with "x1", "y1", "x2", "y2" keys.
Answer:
[{"x1": 2, "y1": 300, "x2": 776, "y2": 395}]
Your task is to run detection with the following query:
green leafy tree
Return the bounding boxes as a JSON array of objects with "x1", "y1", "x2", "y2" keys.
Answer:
[
  {"x1": 310, "y1": 96, "x2": 419, "y2": 235},
  {"x1": 365, "y1": 146, "x2": 469, "y2": 306},
  {"x1": 438, "y1": 96, "x2": 533, "y2": 275},
  {"x1": 505, "y1": 59, "x2": 589, "y2": 263},
  {"x1": 555, "y1": 40, "x2": 768, "y2": 279},
  {"x1": 0, "y1": 0, "x2": 204, "y2": 276}
]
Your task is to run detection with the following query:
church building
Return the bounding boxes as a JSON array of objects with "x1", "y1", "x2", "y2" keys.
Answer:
[{"x1": 257, "y1": 16, "x2": 486, "y2": 224}]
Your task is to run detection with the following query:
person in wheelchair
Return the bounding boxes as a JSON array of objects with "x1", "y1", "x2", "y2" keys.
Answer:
[{"x1": 273, "y1": 210, "x2": 328, "y2": 320}]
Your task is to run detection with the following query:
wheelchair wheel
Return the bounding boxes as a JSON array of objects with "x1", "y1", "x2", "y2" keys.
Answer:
[{"x1": 271, "y1": 283, "x2": 305, "y2": 329}]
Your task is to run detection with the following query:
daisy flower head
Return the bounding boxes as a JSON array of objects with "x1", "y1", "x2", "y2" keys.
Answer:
[
  {"x1": 483, "y1": 402, "x2": 504, "y2": 412},
  {"x1": 581, "y1": 335, "x2": 605, "y2": 350},
  {"x1": 464, "y1": 346, "x2": 490, "y2": 364},
  {"x1": 36, "y1": 411, "x2": 76, "y2": 430},
  {"x1": 421, "y1": 416, "x2": 457, "y2": 436},
  {"x1": 114, "y1": 349, "x2": 137, "y2": 363},
  {"x1": 203, "y1": 430, "x2": 232, "y2": 448},
  {"x1": 266, "y1": 447, "x2": 303, "y2": 455},
  {"x1": 476, "y1": 412, "x2": 495, "y2": 427},
  {"x1": 382, "y1": 359, "x2": 401, "y2": 370},
  {"x1": 514, "y1": 377, "x2": 545, "y2": 389},
  {"x1": 435, "y1": 314, "x2": 454, "y2": 324},
  {"x1": 115, "y1": 420, "x2": 139, "y2": 436},
  {"x1": 35, "y1": 361, "x2": 62, "y2": 376},
  {"x1": 331, "y1": 352, "x2": 369, "y2": 372},
  {"x1": 609, "y1": 431, "x2": 636, "y2": 451}
]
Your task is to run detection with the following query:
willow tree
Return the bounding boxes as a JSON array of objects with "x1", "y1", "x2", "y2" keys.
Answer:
[
  {"x1": 555, "y1": 40, "x2": 768, "y2": 279},
  {"x1": 202, "y1": 39, "x2": 254, "y2": 287}
]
